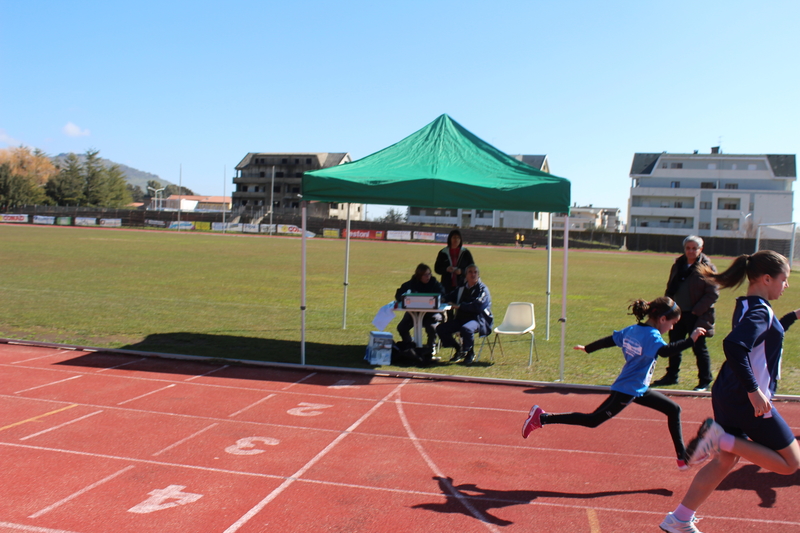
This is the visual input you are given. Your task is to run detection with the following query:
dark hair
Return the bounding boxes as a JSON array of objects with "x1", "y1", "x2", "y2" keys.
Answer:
[
  {"x1": 465, "y1": 263, "x2": 479, "y2": 275},
  {"x1": 629, "y1": 296, "x2": 680, "y2": 322},
  {"x1": 447, "y1": 229, "x2": 463, "y2": 248},
  {"x1": 699, "y1": 250, "x2": 788, "y2": 289},
  {"x1": 413, "y1": 263, "x2": 432, "y2": 280}
]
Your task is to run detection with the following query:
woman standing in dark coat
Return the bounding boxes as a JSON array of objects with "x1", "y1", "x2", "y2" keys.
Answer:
[
  {"x1": 434, "y1": 229, "x2": 474, "y2": 293},
  {"x1": 652, "y1": 235, "x2": 719, "y2": 391}
]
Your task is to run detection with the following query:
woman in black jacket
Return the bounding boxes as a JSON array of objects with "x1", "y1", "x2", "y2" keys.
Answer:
[
  {"x1": 652, "y1": 235, "x2": 719, "y2": 391},
  {"x1": 434, "y1": 229, "x2": 474, "y2": 293},
  {"x1": 395, "y1": 263, "x2": 444, "y2": 348}
]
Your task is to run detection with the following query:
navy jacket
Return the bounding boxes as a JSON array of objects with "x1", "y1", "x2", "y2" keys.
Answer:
[{"x1": 444, "y1": 279, "x2": 493, "y2": 335}]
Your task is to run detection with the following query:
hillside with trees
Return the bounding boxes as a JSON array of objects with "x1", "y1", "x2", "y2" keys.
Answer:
[{"x1": 0, "y1": 147, "x2": 184, "y2": 210}]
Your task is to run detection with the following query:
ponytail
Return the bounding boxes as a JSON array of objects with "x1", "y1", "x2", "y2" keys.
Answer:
[
  {"x1": 700, "y1": 250, "x2": 788, "y2": 289},
  {"x1": 629, "y1": 296, "x2": 680, "y2": 322}
]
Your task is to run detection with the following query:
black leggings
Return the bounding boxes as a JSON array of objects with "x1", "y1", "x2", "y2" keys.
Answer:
[{"x1": 541, "y1": 389, "x2": 685, "y2": 459}]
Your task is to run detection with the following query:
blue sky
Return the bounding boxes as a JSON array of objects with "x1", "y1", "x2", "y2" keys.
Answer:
[{"x1": 2, "y1": 1, "x2": 798, "y2": 221}]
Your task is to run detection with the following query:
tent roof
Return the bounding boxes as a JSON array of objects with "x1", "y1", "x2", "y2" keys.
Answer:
[{"x1": 302, "y1": 114, "x2": 571, "y2": 214}]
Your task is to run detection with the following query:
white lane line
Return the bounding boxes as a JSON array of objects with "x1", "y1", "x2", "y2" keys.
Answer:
[
  {"x1": 280, "y1": 372, "x2": 316, "y2": 390},
  {"x1": 222, "y1": 379, "x2": 409, "y2": 533},
  {"x1": 184, "y1": 365, "x2": 229, "y2": 381},
  {"x1": 28, "y1": 465, "x2": 135, "y2": 518},
  {"x1": 20, "y1": 411, "x2": 103, "y2": 441},
  {"x1": 395, "y1": 396, "x2": 501, "y2": 533},
  {"x1": 116, "y1": 384, "x2": 175, "y2": 406},
  {"x1": 0, "y1": 521, "x2": 83, "y2": 533},
  {"x1": 14, "y1": 375, "x2": 82, "y2": 394},
  {"x1": 10, "y1": 350, "x2": 74, "y2": 365},
  {"x1": 152, "y1": 423, "x2": 219, "y2": 456},
  {"x1": 96, "y1": 358, "x2": 145, "y2": 373},
  {"x1": 228, "y1": 394, "x2": 276, "y2": 418}
]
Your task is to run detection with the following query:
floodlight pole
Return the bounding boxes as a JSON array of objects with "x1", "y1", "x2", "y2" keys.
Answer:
[
  {"x1": 177, "y1": 164, "x2": 182, "y2": 231},
  {"x1": 269, "y1": 165, "x2": 275, "y2": 235},
  {"x1": 546, "y1": 213, "x2": 553, "y2": 341},
  {"x1": 559, "y1": 217, "x2": 570, "y2": 382},
  {"x1": 222, "y1": 166, "x2": 226, "y2": 233},
  {"x1": 300, "y1": 200, "x2": 307, "y2": 365}
]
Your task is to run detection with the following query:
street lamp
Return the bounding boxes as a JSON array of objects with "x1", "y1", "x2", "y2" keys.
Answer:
[{"x1": 147, "y1": 186, "x2": 166, "y2": 211}]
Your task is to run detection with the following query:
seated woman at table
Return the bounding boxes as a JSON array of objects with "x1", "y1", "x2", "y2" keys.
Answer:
[{"x1": 395, "y1": 263, "x2": 445, "y2": 349}]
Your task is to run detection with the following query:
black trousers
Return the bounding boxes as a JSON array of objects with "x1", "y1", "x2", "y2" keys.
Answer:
[
  {"x1": 665, "y1": 313, "x2": 713, "y2": 383},
  {"x1": 541, "y1": 389, "x2": 685, "y2": 459}
]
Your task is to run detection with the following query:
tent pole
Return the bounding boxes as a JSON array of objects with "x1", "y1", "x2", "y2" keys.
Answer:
[
  {"x1": 342, "y1": 204, "x2": 351, "y2": 329},
  {"x1": 559, "y1": 217, "x2": 569, "y2": 382},
  {"x1": 546, "y1": 213, "x2": 553, "y2": 341},
  {"x1": 301, "y1": 201, "x2": 307, "y2": 365}
]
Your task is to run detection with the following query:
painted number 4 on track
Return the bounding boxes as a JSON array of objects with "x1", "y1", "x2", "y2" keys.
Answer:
[{"x1": 128, "y1": 485, "x2": 202, "y2": 514}]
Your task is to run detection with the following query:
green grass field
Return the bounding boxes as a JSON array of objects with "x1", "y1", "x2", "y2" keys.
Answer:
[{"x1": 2, "y1": 223, "x2": 799, "y2": 394}]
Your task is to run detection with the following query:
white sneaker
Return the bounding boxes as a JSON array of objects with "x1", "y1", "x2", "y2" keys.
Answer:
[
  {"x1": 660, "y1": 512, "x2": 702, "y2": 533},
  {"x1": 686, "y1": 418, "x2": 725, "y2": 465}
]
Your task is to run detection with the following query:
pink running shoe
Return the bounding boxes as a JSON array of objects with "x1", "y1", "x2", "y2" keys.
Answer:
[{"x1": 522, "y1": 405, "x2": 544, "y2": 438}]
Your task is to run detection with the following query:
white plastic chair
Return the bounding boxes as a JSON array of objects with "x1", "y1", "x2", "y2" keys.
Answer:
[{"x1": 490, "y1": 302, "x2": 538, "y2": 367}]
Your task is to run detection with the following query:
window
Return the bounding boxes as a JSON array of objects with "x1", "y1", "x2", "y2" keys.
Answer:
[
  {"x1": 275, "y1": 172, "x2": 284, "y2": 178},
  {"x1": 699, "y1": 222, "x2": 711, "y2": 230},
  {"x1": 291, "y1": 186, "x2": 300, "y2": 193},
  {"x1": 718, "y1": 199, "x2": 740, "y2": 210},
  {"x1": 305, "y1": 158, "x2": 312, "y2": 164},
  {"x1": 294, "y1": 159, "x2": 300, "y2": 164},
  {"x1": 748, "y1": 164, "x2": 757, "y2": 170},
  {"x1": 674, "y1": 201, "x2": 683, "y2": 208},
  {"x1": 260, "y1": 171, "x2": 265, "y2": 178},
  {"x1": 670, "y1": 162, "x2": 683, "y2": 169},
  {"x1": 273, "y1": 185, "x2": 281, "y2": 193},
  {"x1": 716, "y1": 219, "x2": 739, "y2": 231},
  {"x1": 701, "y1": 182, "x2": 716, "y2": 189},
  {"x1": 281, "y1": 158, "x2": 288, "y2": 164},
  {"x1": 724, "y1": 183, "x2": 738, "y2": 189},
  {"x1": 295, "y1": 172, "x2": 303, "y2": 177},
  {"x1": 707, "y1": 164, "x2": 716, "y2": 170},
  {"x1": 700, "y1": 202, "x2": 712, "y2": 210},
  {"x1": 670, "y1": 181, "x2": 680, "y2": 188}
]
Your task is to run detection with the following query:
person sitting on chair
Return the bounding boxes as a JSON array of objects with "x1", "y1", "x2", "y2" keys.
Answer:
[
  {"x1": 395, "y1": 263, "x2": 444, "y2": 350},
  {"x1": 438, "y1": 264, "x2": 493, "y2": 365}
]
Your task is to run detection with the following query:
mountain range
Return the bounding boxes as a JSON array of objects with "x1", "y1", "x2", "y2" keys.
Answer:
[{"x1": 51, "y1": 153, "x2": 176, "y2": 191}]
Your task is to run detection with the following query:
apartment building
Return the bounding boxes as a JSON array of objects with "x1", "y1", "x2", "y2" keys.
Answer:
[
  {"x1": 406, "y1": 155, "x2": 553, "y2": 229},
  {"x1": 552, "y1": 205, "x2": 622, "y2": 232},
  {"x1": 233, "y1": 152, "x2": 362, "y2": 219},
  {"x1": 628, "y1": 149, "x2": 796, "y2": 237}
]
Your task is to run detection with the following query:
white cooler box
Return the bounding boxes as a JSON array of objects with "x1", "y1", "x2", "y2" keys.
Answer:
[
  {"x1": 365, "y1": 331, "x2": 393, "y2": 366},
  {"x1": 403, "y1": 293, "x2": 442, "y2": 309}
]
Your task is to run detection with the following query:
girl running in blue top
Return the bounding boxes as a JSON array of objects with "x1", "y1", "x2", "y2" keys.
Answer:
[
  {"x1": 522, "y1": 296, "x2": 706, "y2": 470},
  {"x1": 660, "y1": 250, "x2": 800, "y2": 533}
]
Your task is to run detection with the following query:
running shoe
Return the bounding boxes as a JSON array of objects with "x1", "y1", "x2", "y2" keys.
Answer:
[
  {"x1": 660, "y1": 512, "x2": 702, "y2": 533},
  {"x1": 522, "y1": 405, "x2": 544, "y2": 438},
  {"x1": 686, "y1": 418, "x2": 725, "y2": 465},
  {"x1": 676, "y1": 458, "x2": 689, "y2": 471}
]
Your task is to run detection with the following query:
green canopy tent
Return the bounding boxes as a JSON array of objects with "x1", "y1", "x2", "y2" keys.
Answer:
[{"x1": 301, "y1": 114, "x2": 573, "y2": 375}]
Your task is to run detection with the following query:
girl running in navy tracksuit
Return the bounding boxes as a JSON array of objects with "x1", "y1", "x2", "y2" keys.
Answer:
[
  {"x1": 522, "y1": 296, "x2": 706, "y2": 470},
  {"x1": 659, "y1": 250, "x2": 800, "y2": 533}
]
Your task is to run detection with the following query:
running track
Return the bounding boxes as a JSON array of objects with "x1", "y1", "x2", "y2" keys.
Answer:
[{"x1": 1, "y1": 341, "x2": 799, "y2": 532}]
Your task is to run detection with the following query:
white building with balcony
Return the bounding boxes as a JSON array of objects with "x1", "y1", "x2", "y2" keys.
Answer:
[
  {"x1": 552, "y1": 205, "x2": 622, "y2": 232},
  {"x1": 628, "y1": 149, "x2": 796, "y2": 237}
]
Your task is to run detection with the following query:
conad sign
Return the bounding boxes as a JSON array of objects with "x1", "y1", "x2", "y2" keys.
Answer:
[{"x1": 342, "y1": 229, "x2": 385, "y2": 240}]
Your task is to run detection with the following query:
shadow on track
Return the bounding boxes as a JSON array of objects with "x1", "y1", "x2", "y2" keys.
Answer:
[
  {"x1": 717, "y1": 462, "x2": 800, "y2": 508},
  {"x1": 412, "y1": 476, "x2": 673, "y2": 526}
]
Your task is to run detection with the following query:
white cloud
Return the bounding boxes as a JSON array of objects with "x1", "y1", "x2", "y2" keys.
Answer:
[
  {"x1": 0, "y1": 128, "x2": 20, "y2": 146},
  {"x1": 63, "y1": 122, "x2": 90, "y2": 137}
]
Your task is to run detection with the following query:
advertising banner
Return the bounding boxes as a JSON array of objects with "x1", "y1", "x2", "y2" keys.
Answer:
[
  {"x1": 168, "y1": 221, "x2": 195, "y2": 230},
  {"x1": 146, "y1": 219, "x2": 166, "y2": 227},
  {"x1": 387, "y1": 230, "x2": 412, "y2": 241},
  {"x1": 194, "y1": 221, "x2": 211, "y2": 231},
  {"x1": 33, "y1": 216, "x2": 56, "y2": 225},
  {"x1": 277, "y1": 224, "x2": 315, "y2": 238},
  {"x1": 75, "y1": 217, "x2": 97, "y2": 226},
  {"x1": 413, "y1": 231, "x2": 437, "y2": 241},
  {"x1": 212, "y1": 222, "x2": 242, "y2": 232},
  {"x1": 435, "y1": 233, "x2": 449, "y2": 243},
  {"x1": 343, "y1": 229, "x2": 384, "y2": 240},
  {"x1": 0, "y1": 214, "x2": 28, "y2": 223},
  {"x1": 322, "y1": 228, "x2": 340, "y2": 238},
  {"x1": 56, "y1": 217, "x2": 71, "y2": 226},
  {"x1": 242, "y1": 223, "x2": 260, "y2": 233},
  {"x1": 100, "y1": 218, "x2": 122, "y2": 227}
]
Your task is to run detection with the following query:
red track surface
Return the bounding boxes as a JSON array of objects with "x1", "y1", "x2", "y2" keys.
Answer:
[{"x1": 1, "y1": 342, "x2": 799, "y2": 532}]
